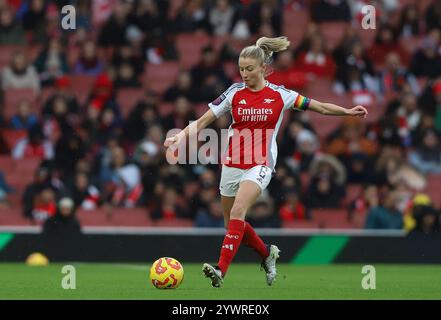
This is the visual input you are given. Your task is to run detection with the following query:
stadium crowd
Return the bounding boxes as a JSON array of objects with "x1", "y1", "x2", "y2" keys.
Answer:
[{"x1": 0, "y1": 0, "x2": 440, "y2": 234}]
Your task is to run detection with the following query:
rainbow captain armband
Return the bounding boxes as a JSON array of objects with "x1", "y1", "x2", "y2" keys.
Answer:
[{"x1": 293, "y1": 94, "x2": 311, "y2": 111}]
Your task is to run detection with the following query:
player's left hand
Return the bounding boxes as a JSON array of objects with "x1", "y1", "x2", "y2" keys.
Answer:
[{"x1": 348, "y1": 105, "x2": 368, "y2": 118}]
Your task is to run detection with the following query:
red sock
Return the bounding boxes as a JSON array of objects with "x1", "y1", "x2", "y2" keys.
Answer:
[
  {"x1": 217, "y1": 219, "x2": 245, "y2": 276},
  {"x1": 242, "y1": 222, "x2": 269, "y2": 259}
]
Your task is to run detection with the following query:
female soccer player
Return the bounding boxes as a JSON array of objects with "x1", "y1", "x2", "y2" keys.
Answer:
[{"x1": 164, "y1": 36, "x2": 368, "y2": 288}]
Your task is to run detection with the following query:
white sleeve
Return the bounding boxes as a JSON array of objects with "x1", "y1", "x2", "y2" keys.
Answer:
[{"x1": 208, "y1": 83, "x2": 240, "y2": 118}]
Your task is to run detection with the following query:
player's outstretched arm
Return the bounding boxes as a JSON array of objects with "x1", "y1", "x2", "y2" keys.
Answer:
[
  {"x1": 308, "y1": 99, "x2": 368, "y2": 118},
  {"x1": 163, "y1": 109, "x2": 217, "y2": 148}
]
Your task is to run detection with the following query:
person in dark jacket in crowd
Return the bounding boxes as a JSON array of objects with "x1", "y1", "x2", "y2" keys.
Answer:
[{"x1": 42, "y1": 197, "x2": 81, "y2": 236}]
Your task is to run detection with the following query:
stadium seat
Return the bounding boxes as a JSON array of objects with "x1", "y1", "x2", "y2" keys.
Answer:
[
  {"x1": 0, "y1": 45, "x2": 22, "y2": 69},
  {"x1": 0, "y1": 207, "x2": 33, "y2": 226},
  {"x1": 76, "y1": 208, "x2": 112, "y2": 226},
  {"x1": 144, "y1": 61, "x2": 180, "y2": 94},
  {"x1": 283, "y1": 7, "x2": 309, "y2": 50},
  {"x1": 107, "y1": 208, "x2": 152, "y2": 226},
  {"x1": 175, "y1": 32, "x2": 211, "y2": 69},
  {"x1": 281, "y1": 220, "x2": 320, "y2": 229},
  {"x1": 69, "y1": 75, "x2": 96, "y2": 105},
  {"x1": 9, "y1": 158, "x2": 41, "y2": 187},
  {"x1": 311, "y1": 209, "x2": 354, "y2": 229},
  {"x1": 1, "y1": 129, "x2": 27, "y2": 150},
  {"x1": 152, "y1": 218, "x2": 194, "y2": 228},
  {"x1": 0, "y1": 155, "x2": 14, "y2": 173},
  {"x1": 116, "y1": 88, "x2": 146, "y2": 118},
  {"x1": 3, "y1": 89, "x2": 39, "y2": 120}
]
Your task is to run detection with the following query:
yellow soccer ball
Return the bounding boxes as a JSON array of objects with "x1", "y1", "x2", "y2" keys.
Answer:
[
  {"x1": 26, "y1": 252, "x2": 49, "y2": 266},
  {"x1": 149, "y1": 257, "x2": 184, "y2": 289}
]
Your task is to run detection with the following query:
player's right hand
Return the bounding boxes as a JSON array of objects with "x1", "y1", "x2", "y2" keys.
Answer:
[{"x1": 164, "y1": 134, "x2": 181, "y2": 148}]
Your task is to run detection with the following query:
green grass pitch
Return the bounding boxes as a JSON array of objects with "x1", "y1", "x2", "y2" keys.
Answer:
[{"x1": 1, "y1": 263, "x2": 441, "y2": 300}]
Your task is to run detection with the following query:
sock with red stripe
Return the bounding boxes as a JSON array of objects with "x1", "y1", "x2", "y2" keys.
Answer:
[
  {"x1": 242, "y1": 222, "x2": 270, "y2": 259},
  {"x1": 217, "y1": 219, "x2": 245, "y2": 276}
]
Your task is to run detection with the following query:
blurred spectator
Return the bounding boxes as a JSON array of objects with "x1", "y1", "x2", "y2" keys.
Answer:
[
  {"x1": 114, "y1": 62, "x2": 142, "y2": 88},
  {"x1": 395, "y1": 92, "x2": 421, "y2": 146},
  {"x1": 398, "y1": 4, "x2": 421, "y2": 38},
  {"x1": 0, "y1": 171, "x2": 13, "y2": 207},
  {"x1": 334, "y1": 41, "x2": 376, "y2": 94},
  {"x1": 408, "y1": 128, "x2": 441, "y2": 174},
  {"x1": 406, "y1": 194, "x2": 440, "y2": 235},
  {"x1": 151, "y1": 187, "x2": 188, "y2": 220},
  {"x1": 73, "y1": 41, "x2": 105, "y2": 76},
  {"x1": 69, "y1": 172, "x2": 100, "y2": 211},
  {"x1": 364, "y1": 189, "x2": 403, "y2": 229},
  {"x1": 348, "y1": 184, "x2": 379, "y2": 225},
  {"x1": 195, "y1": 198, "x2": 224, "y2": 227},
  {"x1": 22, "y1": 166, "x2": 59, "y2": 219},
  {"x1": 43, "y1": 197, "x2": 81, "y2": 236},
  {"x1": 124, "y1": 98, "x2": 160, "y2": 143},
  {"x1": 101, "y1": 146, "x2": 143, "y2": 208},
  {"x1": 409, "y1": 32, "x2": 441, "y2": 79},
  {"x1": 245, "y1": 0, "x2": 282, "y2": 35},
  {"x1": 326, "y1": 118, "x2": 377, "y2": 183},
  {"x1": 246, "y1": 195, "x2": 279, "y2": 228},
  {"x1": 190, "y1": 46, "x2": 230, "y2": 101},
  {"x1": 111, "y1": 43, "x2": 144, "y2": 78},
  {"x1": 22, "y1": 0, "x2": 47, "y2": 44},
  {"x1": 54, "y1": 133, "x2": 86, "y2": 179},
  {"x1": 87, "y1": 73, "x2": 120, "y2": 115},
  {"x1": 143, "y1": 33, "x2": 179, "y2": 64},
  {"x1": 208, "y1": 0, "x2": 240, "y2": 36},
  {"x1": 425, "y1": 0, "x2": 441, "y2": 31},
  {"x1": 311, "y1": 0, "x2": 351, "y2": 22},
  {"x1": 0, "y1": 5, "x2": 25, "y2": 45},
  {"x1": 189, "y1": 169, "x2": 217, "y2": 219},
  {"x1": 10, "y1": 99, "x2": 39, "y2": 130},
  {"x1": 98, "y1": 1, "x2": 131, "y2": 47},
  {"x1": 295, "y1": 34, "x2": 336, "y2": 78},
  {"x1": 42, "y1": 76, "x2": 80, "y2": 118},
  {"x1": 378, "y1": 52, "x2": 419, "y2": 96},
  {"x1": 12, "y1": 124, "x2": 54, "y2": 160},
  {"x1": 1, "y1": 51, "x2": 41, "y2": 93},
  {"x1": 172, "y1": 0, "x2": 211, "y2": 33},
  {"x1": 368, "y1": 24, "x2": 409, "y2": 68},
  {"x1": 134, "y1": 140, "x2": 161, "y2": 204},
  {"x1": 163, "y1": 71, "x2": 200, "y2": 103},
  {"x1": 281, "y1": 121, "x2": 320, "y2": 173},
  {"x1": 34, "y1": 37, "x2": 69, "y2": 86},
  {"x1": 161, "y1": 96, "x2": 196, "y2": 132},
  {"x1": 266, "y1": 50, "x2": 308, "y2": 90},
  {"x1": 278, "y1": 187, "x2": 307, "y2": 222},
  {"x1": 307, "y1": 154, "x2": 346, "y2": 208},
  {"x1": 75, "y1": 0, "x2": 92, "y2": 31},
  {"x1": 130, "y1": 0, "x2": 169, "y2": 35},
  {"x1": 31, "y1": 187, "x2": 57, "y2": 222}
]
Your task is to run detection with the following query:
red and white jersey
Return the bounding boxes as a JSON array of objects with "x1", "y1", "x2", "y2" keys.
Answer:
[{"x1": 209, "y1": 81, "x2": 311, "y2": 170}]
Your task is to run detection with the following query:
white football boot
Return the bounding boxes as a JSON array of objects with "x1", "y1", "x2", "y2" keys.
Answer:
[
  {"x1": 261, "y1": 245, "x2": 281, "y2": 286},
  {"x1": 202, "y1": 263, "x2": 224, "y2": 288}
]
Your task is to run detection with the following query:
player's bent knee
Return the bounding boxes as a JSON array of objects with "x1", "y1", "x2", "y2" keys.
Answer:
[{"x1": 230, "y1": 203, "x2": 247, "y2": 220}]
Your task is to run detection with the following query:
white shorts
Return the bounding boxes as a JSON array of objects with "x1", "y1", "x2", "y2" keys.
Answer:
[{"x1": 219, "y1": 165, "x2": 273, "y2": 197}]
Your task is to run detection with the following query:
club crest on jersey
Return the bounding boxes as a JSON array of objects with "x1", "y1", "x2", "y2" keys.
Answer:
[
  {"x1": 263, "y1": 98, "x2": 275, "y2": 104},
  {"x1": 211, "y1": 94, "x2": 226, "y2": 106}
]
